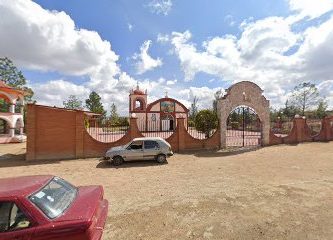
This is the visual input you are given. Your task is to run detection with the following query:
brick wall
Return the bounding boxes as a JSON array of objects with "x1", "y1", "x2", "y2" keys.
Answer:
[
  {"x1": 26, "y1": 104, "x2": 221, "y2": 161},
  {"x1": 269, "y1": 116, "x2": 333, "y2": 145},
  {"x1": 26, "y1": 104, "x2": 332, "y2": 161}
]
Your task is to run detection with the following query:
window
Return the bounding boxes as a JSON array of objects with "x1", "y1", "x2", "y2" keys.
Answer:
[
  {"x1": 135, "y1": 99, "x2": 144, "y2": 110},
  {"x1": 29, "y1": 177, "x2": 77, "y2": 219},
  {"x1": 144, "y1": 141, "x2": 159, "y2": 150},
  {"x1": 128, "y1": 140, "x2": 143, "y2": 150},
  {"x1": 0, "y1": 202, "x2": 31, "y2": 232}
]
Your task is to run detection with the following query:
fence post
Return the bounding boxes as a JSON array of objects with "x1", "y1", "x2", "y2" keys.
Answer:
[
  {"x1": 75, "y1": 111, "x2": 85, "y2": 159},
  {"x1": 294, "y1": 116, "x2": 312, "y2": 143},
  {"x1": 26, "y1": 104, "x2": 36, "y2": 161},
  {"x1": 322, "y1": 117, "x2": 333, "y2": 141},
  {"x1": 176, "y1": 117, "x2": 186, "y2": 152},
  {"x1": 129, "y1": 116, "x2": 142, "y2": 140}
]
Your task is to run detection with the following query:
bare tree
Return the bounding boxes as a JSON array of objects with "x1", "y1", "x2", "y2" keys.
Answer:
[
  {"x1": 212, "y1": 89, "x2": 223, "y2": 114},
  {"x1": 289, "y1": 82, "x2": 321, "y2": 116},
  {"x1": 189, "y1": 96, "x2": 199, "y2": 121}
]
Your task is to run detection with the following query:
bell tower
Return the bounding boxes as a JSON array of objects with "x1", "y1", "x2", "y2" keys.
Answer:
[{"x1": 129, "y1": 83, "x2": 147, "y2": 114}]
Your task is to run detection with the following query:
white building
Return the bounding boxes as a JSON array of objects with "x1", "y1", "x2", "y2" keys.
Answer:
[
  {"x1": 129, "y1": 85, "x2": 189, "y2": 132},
  {"x1": 0, "y1": 81, "x2": 26, "y2": 143}
]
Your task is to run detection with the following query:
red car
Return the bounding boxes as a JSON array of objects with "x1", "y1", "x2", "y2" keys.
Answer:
[{"x1": 0, "y1": 175, "x2": 108, "y2": 240}]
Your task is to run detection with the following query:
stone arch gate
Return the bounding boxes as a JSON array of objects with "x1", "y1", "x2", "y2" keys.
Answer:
[{"x1": 217, "y1": 81, "x2": 270, "y2": 148}]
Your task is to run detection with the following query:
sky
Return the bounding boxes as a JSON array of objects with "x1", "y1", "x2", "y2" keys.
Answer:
[{"x1": 0, "y1": 0, "x2": 333, "y2": 115}]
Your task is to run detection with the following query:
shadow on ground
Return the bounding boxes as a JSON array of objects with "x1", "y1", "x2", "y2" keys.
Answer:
[
  {"x1": 181, "y1": 146, "x2": 262, "y2": 158},
  {"x1": 96, "y1": 160, "x2": 168, "y2": 169}
]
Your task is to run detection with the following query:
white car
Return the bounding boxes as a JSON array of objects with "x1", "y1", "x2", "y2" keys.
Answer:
[{"x1": 104, "y1": 137, "x2": 173, "y2": 165}]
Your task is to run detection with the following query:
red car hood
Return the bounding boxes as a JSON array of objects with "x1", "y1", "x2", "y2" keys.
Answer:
[{"x1": 56, "y1": 185, "x2": 104, "y2": 223}]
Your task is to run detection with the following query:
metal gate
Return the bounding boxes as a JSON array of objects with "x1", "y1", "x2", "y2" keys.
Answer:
[{"x1": 226, "y1": 106, "x2": 262, "y2": 147}]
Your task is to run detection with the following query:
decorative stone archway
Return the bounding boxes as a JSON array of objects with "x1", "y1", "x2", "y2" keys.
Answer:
[{"x1": 217, "y1": 81, "x2": 270, "y2": 148}]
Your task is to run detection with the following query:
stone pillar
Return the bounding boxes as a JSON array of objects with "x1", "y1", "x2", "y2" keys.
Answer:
[
  {"x1": 9, "y1": 128, "x2": 15, "y2": 137},
  {"x1": 220, "y1": 120, "x2": 227, "y2": 148},
  {"x1": 20, "y1": 127, "x2": 24, "y2": 135},
  {"x1": 9, "y1": 104, "x2": 15, "y2": 113}
]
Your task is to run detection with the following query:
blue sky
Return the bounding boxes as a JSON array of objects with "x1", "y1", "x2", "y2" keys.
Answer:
[{"x1": 0, "y1": 0, "x2": 333, "y2": 114}]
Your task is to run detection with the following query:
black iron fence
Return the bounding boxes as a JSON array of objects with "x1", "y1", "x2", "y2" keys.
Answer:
[
  {"x1": 187, "y1": 126, "x2": 217, "y2": 139},
  {"x1": 307, "y1": 119, "x2": 322, "y2": 136},
  {"x1": 85, "y1": 117, "x2": 129, "y2": 143},
  {"x1": 137, "y1": 119, "x2": 175, "y2": 139},
  {"x1": 226, "y1": 106, "x2": 262, "y2": 147},
  {"x1": 270, "y1": 119, "x2": 293, "y2": 137}
]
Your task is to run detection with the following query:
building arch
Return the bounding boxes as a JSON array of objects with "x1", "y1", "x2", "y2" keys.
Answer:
[
  {"x1": 146, "y1": 97, "x2": 189, "y2": 113},
  {"x1": 217, "y1": 81, "x2": 270, "y2": 148},
  {"x1": 134, "y1": 97, "x2": 145, "y2": 111},
  {"x1": 0, "y1": 91, "x2": 16, "y2": 104},
  {"x1": 0, "y1": 116, "x2": 13, "y2": 128}
]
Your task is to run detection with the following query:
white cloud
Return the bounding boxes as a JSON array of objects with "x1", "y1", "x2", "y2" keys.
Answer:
[
  {"x1": 168, "y1": 12, "x2": 333, "y2": 108},
  {"x1": 133, "y1": 40, "x2": 163, "y2": 74},
  {"x1": 147, "y1": 0, "x2": 172, "y2": 16},
  {"x1": 177, "y1": 86, "x2": 225, "y2": 110},
  {"x1": 157, "y1": 33, "x2": 170, "y2": 43},
  {"x1": 166, "y1": 79, "x2": 177, "y2": 85},
  {"x1": 288, "y1": 0, "x2": 333, "y2": 19},
  {"x1": 30, "y1": 80, "x2": 90, "y2": 107},
  {"x1": 0, "y1": 0, "x2": 168, "y2": 115},
  {"x1": 0, "y1": 0, "x2": 120, "y2": 81},
  {"x1": 224, "y1": 14, "x2": 236, "y2": 27},
  {"x1": 128, "y1": 23, "x2": 133, "y2": 32}
]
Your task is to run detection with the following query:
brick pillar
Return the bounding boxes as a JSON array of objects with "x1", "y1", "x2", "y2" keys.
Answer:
[
  {"x1": 294, "y1": 116, "x2": 311, "y2": 143},
  {"x1": 26, "y1": 104, "x2": 36, "y2": 161},
  {"x1": 75, "y1": 111, "x2": 85, "y2": 159},
  {"x1": 322, "y1": 117, "x2": 333, "y2": 141},
  {"x1": 176, "y1": 117, "x2": 186, "y2": 152},
  {"x1": 295, "y1": 117, "x2": 305, "y2": 142},
  {"x1": 129, "y1": 117, "x2": 142, "y2": 140}
]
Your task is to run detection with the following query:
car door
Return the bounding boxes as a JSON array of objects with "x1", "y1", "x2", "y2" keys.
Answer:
[
  {"x1": 125, "y1": 140, "x2": 144, "y2": 161},
  {"x1": 0, "y1": 201, "x2": 34, "y2": 240},
  {"x1": 143, "y1": 140, "x2": 160, "y2": 160}
]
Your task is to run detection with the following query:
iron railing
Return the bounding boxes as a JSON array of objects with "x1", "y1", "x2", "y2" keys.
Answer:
[
  {"x1": 137, "y1": 120, "x2": 175, "y2": 139},
  {"x1": 187, "y1": 126, "x2": 217, "y2": 139},
  {"x1": 270, "y1": 120, "x2": 293, "y2": 137},
  {"x1": 226, "y1": 106, "x2": 262, "y2": 147},
  {"x1": 85, "y1": 117, "x2": 129, "y2": 143},
  {"x1": 307, "y1": 119, "x2": 322, "y2": 136}
]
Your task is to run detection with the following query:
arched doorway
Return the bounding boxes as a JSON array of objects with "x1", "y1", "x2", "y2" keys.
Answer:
[
  {"x1": 0, "y1": 118, "x2": 9, "y2": 134},
  {"x1": 217, "y1": 81, "x2": 270, "y2": 148},
  {"x1": 226, "y1": 106, "x2": 262, "y2": 147},
  {"x1": 161, "y1": 114, "x2": 174, "y2": 131}
]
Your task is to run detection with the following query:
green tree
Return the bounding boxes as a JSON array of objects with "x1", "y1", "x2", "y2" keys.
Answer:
[
  {"x1": 63, "y1": 95, "x2": 83, "y2": 110},
  {"x1": 194, "y1": 109, "x2": 218, "y2": 138},
  {"x1": 85, "y1": 91, "x2": 106, "y2": 115},
  {"x1": 289, "y1": 82, "x2": 321, "y2": 116},
  {"x1": 110, "y1": 103, "x2": 119, "y2": 125},
  {"x1": 316, "y1": 100, "x2": 328, "y2": 119},
  {"x1": 0, "y1": 57, "x2": 34, "y2": 102},
  {"x1": 118, "y1": 117, "x2": 129, "y2": 126}
]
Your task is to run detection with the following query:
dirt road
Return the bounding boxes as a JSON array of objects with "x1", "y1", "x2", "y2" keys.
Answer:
[{"x1": 0, "y1": 142, "x2": 332, "y2": 239}]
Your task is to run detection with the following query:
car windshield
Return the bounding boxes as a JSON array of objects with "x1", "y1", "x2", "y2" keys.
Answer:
[{"x1": 29, "y1": 177, "x2": 77, "y2": 219}]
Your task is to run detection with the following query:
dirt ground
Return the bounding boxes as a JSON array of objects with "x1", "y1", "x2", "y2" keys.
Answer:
[{"x1": 0, "y1": 142, "x2": 333, "y2": 240}]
